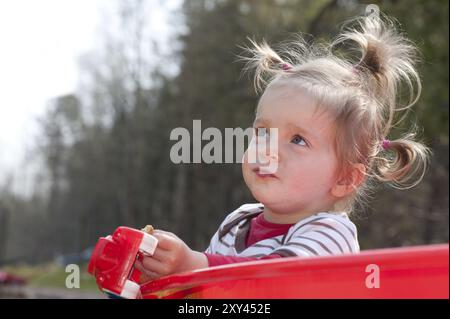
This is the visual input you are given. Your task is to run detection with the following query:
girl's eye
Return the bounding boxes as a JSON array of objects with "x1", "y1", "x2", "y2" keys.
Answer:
[{"x1": 291, "y1": 134, "x2": 307, "y2": 146}]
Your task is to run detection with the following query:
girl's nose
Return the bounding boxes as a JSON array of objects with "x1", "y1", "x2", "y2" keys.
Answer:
[
  {"x1": 256, "y1": 134, "x2": 279, "y2": 164},
  {"x1": 255, "y1": 137, "x2": 279, "y2": 174}
]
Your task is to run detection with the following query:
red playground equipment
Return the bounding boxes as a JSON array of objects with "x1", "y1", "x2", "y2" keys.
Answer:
[
  {"x1": 88, "y1": 227, "x2": 448, "y2": 299},
  {"x1": 88, "y1": 226, "x2": 158, "y2": 299},
  {"x1": 140, "y1": 244, "x2": 448, "y2": 299}
]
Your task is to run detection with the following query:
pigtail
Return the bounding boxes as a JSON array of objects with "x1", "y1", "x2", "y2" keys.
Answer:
[
  {"x1": 371, "y1": 132, "x2": 433, "y2": 189},
  {"x1": 239, "y1": 37, "x2": 293, "y2": 94},
  {"x1": 332, "y1": 13, "x2": 422, "y2": 133}
]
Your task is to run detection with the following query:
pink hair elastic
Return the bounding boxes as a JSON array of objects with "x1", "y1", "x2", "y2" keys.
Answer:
[
  {"x1": 381, "y1": 139, "x2": 391, "y2": 150},
  {"x1": 281, "y1": 63, "x2": 292, "y2": 71}
]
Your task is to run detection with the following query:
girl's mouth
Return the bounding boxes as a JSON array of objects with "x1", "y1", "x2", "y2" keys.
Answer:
[{"x1": 253, "y1": 167, "x2": 277, "y2": 179}]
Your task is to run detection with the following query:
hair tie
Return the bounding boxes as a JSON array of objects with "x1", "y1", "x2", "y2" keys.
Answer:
[
  {"x1": 281, "y1": 63, "x2": 292, "y2": 71},
  {"x1": 381, "y1": 139, "x2": 391, "y2": 150},
  {"x1": 352, "y1": 65, "x2": 360, "y2": 75}
]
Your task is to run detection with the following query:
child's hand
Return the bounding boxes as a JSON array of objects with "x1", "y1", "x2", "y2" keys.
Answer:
[{"x1": 134, "y1": 229, "x2": 208, "y2": 282}]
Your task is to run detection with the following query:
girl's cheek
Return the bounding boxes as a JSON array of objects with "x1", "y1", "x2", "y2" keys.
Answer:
[
  {"x1": 242, "y1": 149, "x2": 249, "y2": 165},
  {"x1": 242, "y1": 138, "x2": 257, "y2": 164},
  {"x1": 242, "y1": 161, "x2": 252, "y2": 188},
  {"x1": 241, "y1": 150, "x2": 250, "y2": 174}
]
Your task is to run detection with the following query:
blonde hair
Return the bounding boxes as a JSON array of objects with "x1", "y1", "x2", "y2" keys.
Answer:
[{"x1": 240, "y1": 13, "x2": 432, "y2": 214}]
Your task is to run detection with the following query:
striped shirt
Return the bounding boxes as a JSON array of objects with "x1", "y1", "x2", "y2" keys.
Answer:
[{"x1": 205, "y1": 203, "x2": 359, "y2": 259}]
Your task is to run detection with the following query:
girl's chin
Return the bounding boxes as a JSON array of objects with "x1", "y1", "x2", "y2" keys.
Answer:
[{"x1": 248, "y1": 186, "x2": 279, "y2": 204}]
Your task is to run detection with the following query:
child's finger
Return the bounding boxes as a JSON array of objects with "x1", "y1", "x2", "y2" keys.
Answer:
[
  {"x1": 151, "y1": 247, "x2": 172, "y2": 263},
  {"x1": 141, "y1": 255, "x2": 168, "y2": 275},
  {"x1": 151, "y1": 231, "x2": 175, "y2": 250},
  {"x1": 153, "y1": 229, "x2": 174, "y2": 236},
  {"x1": 139, "y1": 271, "x2": 153, "y2": 284},
  {"x1": 135, "y1": 260, "x2": 160, "y2": 281}
]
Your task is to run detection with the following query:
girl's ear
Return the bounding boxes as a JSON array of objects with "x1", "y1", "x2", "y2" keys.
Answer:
[{"x1": 331, "y1": 163, "x2": 366, "y2": 198}]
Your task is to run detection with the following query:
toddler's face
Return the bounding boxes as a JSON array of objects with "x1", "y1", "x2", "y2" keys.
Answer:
[{"x1": 242, "y1": 84, "x2": 340, "y2": 217}]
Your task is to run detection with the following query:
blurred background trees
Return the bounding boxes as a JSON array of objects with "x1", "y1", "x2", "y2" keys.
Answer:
[{"x1": 0, "y1": 0, "x2": 448, "y2": 264}]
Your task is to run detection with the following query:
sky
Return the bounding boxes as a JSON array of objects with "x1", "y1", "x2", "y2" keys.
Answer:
[{"x1": 0, "y1": 0, "x2": 181, "y2": 195}]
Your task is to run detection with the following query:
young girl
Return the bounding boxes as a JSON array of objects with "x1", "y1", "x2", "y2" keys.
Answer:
[{"x1": 135, "y1": 13, "x2": 431, "y2": 280}]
